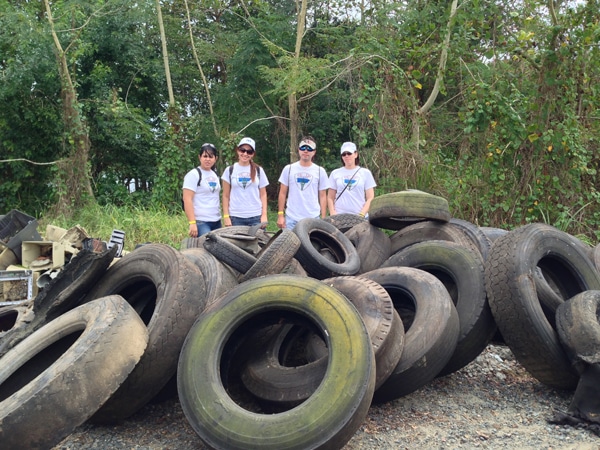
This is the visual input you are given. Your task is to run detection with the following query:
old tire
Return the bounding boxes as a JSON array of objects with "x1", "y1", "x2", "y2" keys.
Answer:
[
  {"x1": 556, "y1": 290, "x2": 600, "y2": 371},
  {"x1": 361, "y1": 266, "x2": 459, "y2": 402},
  {"x1": 323, "y1": 213, "x2": 367, "y2": 233},
  {"x1": 368, "y1": 190, "x2": 450, "y2": 230},
  {"x1": 485, "y1": 223, "x2": 600, "y2": 389},
  {"x1": 0, "y1": 296, "x2": 148, "y2": 450},
  {"x1": 382, "y1": 240, "x2": 495, "y2": 376},
  {"x1": 82, "y1": 243, "x2": 208, "y2": 422},
  {"x1": 203, "y1": 231, "x2": 257, "y2": 273},
  {"x1": 344, "y1": 221, "x2": 391, "y2": 274},
  {"x1": 293, "y1": 218, "x2": 360, "y2": 279},
  {"x1": 238, "y1": 229, "x2": 301, "y2": 283},
  {"x1": 177, "y1": 274, "x2": 376, "y2": 450},
  {"x1": 389, "y1": 220, "x2": 480, "y2": 256}
]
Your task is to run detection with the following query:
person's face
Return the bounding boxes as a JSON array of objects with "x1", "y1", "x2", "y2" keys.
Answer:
[
  {"x1": 237, "y1": 146, "x2": 255, "y2": 163},
  {"x1": 341, "y1": 151, "x2": 357, "y2": 166},
  {"x1": 298, "y1": 145, "x2": 315, "y2": 162},
  {"x1": 199, "y1": 151, "x2": 217, "y2": 169}
]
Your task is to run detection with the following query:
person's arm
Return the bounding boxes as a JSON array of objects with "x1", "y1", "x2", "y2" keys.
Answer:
[
  {"x1": 360, "y1": 187, "x2": 375, "y2": 217},
  {"x1": 222, "y1": 180, "x2": 232, "y2": 227},
  {"x1": 259, "y1": 186, "x2": 268, "y2": 226},
  {"x1": 277, "y1": 183, "x2": 288, "y2": 229},
  {"x1": 327, "y1": 189, "x2": 337, "y2": 216},
  {"x1": 319, "y1": 189, "x2": 327, "y2": 219},
  {"x1": 183, "y1": 189, "x2": 198, "y2": 237}
]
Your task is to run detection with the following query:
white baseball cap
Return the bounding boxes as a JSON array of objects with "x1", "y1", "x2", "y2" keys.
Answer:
[
  {"x1": 237, "y1": 137, "x2": 256, "y2": 151},
  {"x1": 340, "y1": 142, "x2": 357, "y2": 154},
  {"x1": 299, "y1": 138, "x2": 317, "y2": 150}
]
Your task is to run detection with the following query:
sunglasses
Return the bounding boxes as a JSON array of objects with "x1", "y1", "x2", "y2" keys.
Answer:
[
  {"x1": 238, "y1": 148, "x2": 255, "y2": 155},
  {"x1": 341, "y1": 152, "x2": 354, "y2": 157},
  {"x1": 299, "y1": 145, "x2": 315, "y2": 152}
]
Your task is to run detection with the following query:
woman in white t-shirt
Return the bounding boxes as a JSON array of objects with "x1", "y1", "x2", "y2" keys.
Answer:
[
  {"x1": 182, "y1": 143, "x2": 222, "y2": 237},
  {"x1": 327, "y1": 142, "x2": 376, "y2": 217},
  {"x1": 221, "y1": 137, "x2": 269, "y2": 227}
]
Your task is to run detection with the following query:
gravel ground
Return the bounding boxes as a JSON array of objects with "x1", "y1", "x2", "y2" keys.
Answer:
[{"x1": 54, "y1": 343, "x2": 597, "y2": 450}]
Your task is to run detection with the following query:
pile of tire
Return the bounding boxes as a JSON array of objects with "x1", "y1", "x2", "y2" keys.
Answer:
[{"x1": 1, "y1": 189, "x2": 599, "y2": 449}]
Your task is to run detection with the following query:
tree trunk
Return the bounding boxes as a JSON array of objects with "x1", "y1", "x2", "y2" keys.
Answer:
[
  {"x1": 43, "y1": 0, "x2": 95, "y2": 216},
  {"x1": 288, "y1": 0, "x2": 308, "y2": 163}
]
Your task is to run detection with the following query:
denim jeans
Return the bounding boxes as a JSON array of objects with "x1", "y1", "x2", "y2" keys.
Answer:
[
  {"x1": 285, "y1": 215, "x2": 320, "y2": 230},
  {"x1": 195, "y1": 220, "x2": 222, "y2": 236},
  {"x1": 284, "y1": 215, "x2": 299, "y2": 230},
  {"x1": 230, "y1": 215, "x2": 261, "y2": 226}
]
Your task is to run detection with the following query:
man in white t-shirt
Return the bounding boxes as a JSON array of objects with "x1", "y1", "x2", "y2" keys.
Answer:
[{"x1": 277, "y1": 136, "x2": 329, "y2": 230}]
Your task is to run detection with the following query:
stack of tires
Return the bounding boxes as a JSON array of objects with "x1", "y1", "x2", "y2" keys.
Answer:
[{"x1": 1, "y1": 189, "x2": 599, "y2": 449}]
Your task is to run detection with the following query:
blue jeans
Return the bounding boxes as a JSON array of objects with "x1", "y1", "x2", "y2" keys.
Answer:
[
  {"x1": 231, "y1": 215, "x2": 261, "y2": 226},
  {"x1": 285, "y1": 215, "x2": 299, "y2": 230},
  {"x1": 285, "y1": 215, "x2": 320, "y2": 230},
  {"x1": 195, "y1": 220, "x2": 222, "y2": 236}
]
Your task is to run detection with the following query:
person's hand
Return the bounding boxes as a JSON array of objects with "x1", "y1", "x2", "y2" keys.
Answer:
[
  {"x1": 224, "y1": 217, "x2": 232, "y2": 227},
  {"x1": 260, "y1": 214, "x2": 268, "y2": 228},
  {"x1": 277, "y1": 215, "x2": 285, "y2": 229},
  {"x1": 188, "y1": 223, "x2": 198, "y2": 237}
]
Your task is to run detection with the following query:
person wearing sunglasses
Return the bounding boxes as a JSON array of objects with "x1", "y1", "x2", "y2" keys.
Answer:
[
  {"x1": 221, "y1": 137, "x2": 269, "y2": 227},
  {"x1": 277, "y1": 136, "x2": 329, "y2": 230},
  {"x1": 182, "y1": 142, "x2": 222, "y2": 237},
  {"x1": 327, "y1": 142, "x2": 376, "y2": 218}
]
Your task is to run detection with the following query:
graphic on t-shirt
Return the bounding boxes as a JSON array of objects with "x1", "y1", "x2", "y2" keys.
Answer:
[
  {"x1": 295, "y1": 172, "x2": 313, "y2": 191},
  {"x1": 236, "y1": 172, "x2": 252, "y2": 189},
  {"x1": 206, "y1": 175, "x2": 218, "y2": 193},
  {"x1": 343, "y1": 177, "x2": 358, "y2": 191}
]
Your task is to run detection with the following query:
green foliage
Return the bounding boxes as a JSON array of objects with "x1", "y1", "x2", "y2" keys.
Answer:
[{"x1": 2, "y1": 0, "x2": 600, "y2": 244}]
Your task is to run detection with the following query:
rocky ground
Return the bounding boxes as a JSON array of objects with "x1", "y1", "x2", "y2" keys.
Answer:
[{"x1": 54, "y1": 344, "x2": 598, "y2": 450}]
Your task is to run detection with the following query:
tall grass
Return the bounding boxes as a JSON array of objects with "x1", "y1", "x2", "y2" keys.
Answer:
[{"x1": 39, "y1": 203, "x2": 281, "y2": 251}]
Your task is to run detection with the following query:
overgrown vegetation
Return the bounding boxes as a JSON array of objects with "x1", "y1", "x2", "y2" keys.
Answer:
[{"x1": 2, "y1": 0, "x2": 599, "y2": 242}]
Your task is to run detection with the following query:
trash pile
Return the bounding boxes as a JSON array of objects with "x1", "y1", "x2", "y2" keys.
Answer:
[{"x1": 1, "y1": 190, "x2": 600, "y2": 449}]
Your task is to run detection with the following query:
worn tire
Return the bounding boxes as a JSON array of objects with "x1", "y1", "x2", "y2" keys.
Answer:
[
  {"x1": 368, "y1": 190, "x2": 451, "y2": 230},
  {"x1": 485, "y1": 223, "x2": 600, "y2": 389},
  {"x1": 389, "y1": 220, "x2": 480, "y2": 256},
  {"x1": 449, "y1": 218, "x2": 492, "y2": 261},
  {"x1": 0, "y1": 247, "x2": 117, "y2": 359},
  {"x1": 0, "y1": 296, "x2": 148, "y2": 450},
  {"x1": 556, "y1": 290, "x2": 600, "y2": 371},
  {"x1": 382, "y1": 240, "x2": 495, "y2": 376},
  {"x1": 344, "y1": 222, "x2": 392, "y2": 274},
  {"x1": 323, "y1": 213, "x2": 367, "y2": 233},
  {"x1": 0, "y1": 305, "x2": 32, "y2": 336},
  {"x1": 179, "y1": 247, "x2": 239, "y2": 310},
  {"x1": 361, "y1": 267, "x2": 459, "y2": 402},
  {"x1": 480, "y1": 226, "x2": 508, "y2": 243},
  {"x1": 293, "y1": 218, "x2": 361, "y2": 279},
  {"x1": 177, "y1": 274, "x2": 376, "y2": 450},
  {"x1": 238, "y1": 229, "x2": 301, "y2": 283},
  {"x1": 241, "y1": 276, "x2": 404, "y2": 401},
  {"x1": 203, "y1": 232, "x2": 257, "y2": 273},
  {"x1": 82, "y1": 243, "x2": 208, "y2": 422}
]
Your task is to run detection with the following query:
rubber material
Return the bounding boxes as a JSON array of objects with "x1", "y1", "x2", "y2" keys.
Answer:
[
  {"x1": 82, "y1": 243, "x2": 208, "y2": 422},
  {"x1": 368, "y1": 190, "x2": 450, "y2": 230},
  {"x1": 293, "y1": 218, "x2": 360, "y2": 279},
  {"x1": 178, "y1": 274, "x2": 376, "y2": 450},
  {"x1": 485, "y1": 223, "x2": 600, "y2": 389},
  {"x1": 0, "y1": 296, "x2": 148, "y2": 450}
]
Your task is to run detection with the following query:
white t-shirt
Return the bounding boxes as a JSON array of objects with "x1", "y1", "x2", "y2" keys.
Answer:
[
  {"x1": 182, "y1": 167, "x2": 221, "y2": 222},
  {"x1": 278, "y1": 162, "x2": 329, "y2": 221},
  {"x1": 222, "y1": 163, "x2": 269, "y2": 218},
  {"x1": 328, "y1": 166, "x2": 377, "y2": 215}
]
